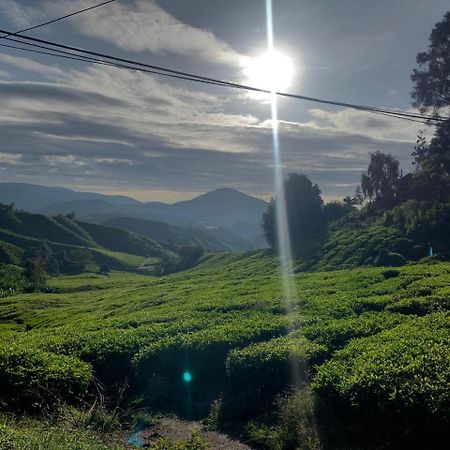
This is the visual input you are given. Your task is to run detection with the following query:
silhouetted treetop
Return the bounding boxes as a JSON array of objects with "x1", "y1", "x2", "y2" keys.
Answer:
[
  {"x1": 411, "y1": 11, "x2": 450, "y2": 115},
  {"x1": 263, "y1": 174, "x2": 323, "y2": 250},
  {"x1": 361, "y1": 151, "x2": 400, "y2": 208}
]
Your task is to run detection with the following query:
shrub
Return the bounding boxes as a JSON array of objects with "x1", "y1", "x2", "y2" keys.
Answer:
[
  {"x1": 245, "y1": 388, "x2": 322, "y2": 450},
  {"x1": 0, "y1": 344, "x2": 92, "y2": 410},
  {"x1": 222, "y1": 334, "x2": 327, "y2": 420},
  {"x1": 0, "y1": 265, "x2": 29, "y2": 297},
  {"x1": 302, "y1": 312, "x2": 409, "y2": 351},
  {"x1": 312, "y1": 313, "x2": 450, "y2": 447},
  {"x1": 381, "y1": 269, "x2": 399, "y2": 279},
  {"x1": 374, "y1": 249, "x2": 406, "y2": 266},
  {"x1": 133, "y1": 315, "x2": 286, "y2": 417}
]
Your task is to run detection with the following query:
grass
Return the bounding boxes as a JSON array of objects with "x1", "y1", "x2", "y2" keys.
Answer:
[
  {"x1": 0, "y1": 413, "x2": 123, "y2": 450},
  {"x1": 0, "y1": 252, "x2": 449, "y2": 448}
]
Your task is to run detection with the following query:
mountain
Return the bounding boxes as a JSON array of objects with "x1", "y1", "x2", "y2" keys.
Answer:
[
  {"x1": 0, "y1": 183, "x2": 140, "y2": 211},
  {"x1": 160, "y1": 188, "x2": 268, "y2": 228},
  {"x1": 0, "y1": 184, "x2": 268, "y2": 242}
]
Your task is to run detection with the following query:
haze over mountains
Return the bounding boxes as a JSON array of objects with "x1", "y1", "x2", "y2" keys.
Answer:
[{"x1": 0, "y1": 183, "x2": 268, "y2": 250}]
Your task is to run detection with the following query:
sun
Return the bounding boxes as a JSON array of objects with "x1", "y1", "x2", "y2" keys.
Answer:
[{"x1": 243, "y1": 51, "x2": 294, "y2": 93}]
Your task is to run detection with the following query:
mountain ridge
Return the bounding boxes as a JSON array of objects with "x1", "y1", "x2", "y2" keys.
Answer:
[{"x1": 0, "y1": 183, "x2": 267, "y2": 241}]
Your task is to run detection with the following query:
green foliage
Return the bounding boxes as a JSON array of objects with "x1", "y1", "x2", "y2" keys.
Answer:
[
  {"x1": 224, "y1": 335, "x2": 327, "y2": 419},
  {"x1": 0, "y1": 241, "x2": 22, "y2": 265},
  {"x1": 0, "y1": 254, "x2": 449, "y2": 447},
  {"x1": 77, "y1": 221, "x2": 165, "y2": 259},
  {"x1": 322, "y1": 202, "x2": 349, "y2": 224},
  {"x1": 383, "y1": 200, "x2": 450, "y2": 256},
  {"x1": 0, "y1": 343, "x2": 92, "y2": 409},
  {"x1": 361, "y1": 151, "x2": 400, "y2": 208},
  {"x1": 0, "y1": 414, "x2": 121, "y2": 449},
  {"x1": 263, "y1": 174, "x2": 323, "y2": 249},
  {"x1": 411, "y1": 11, "x2": 450, "y2": 114},
  {"x1": 302, "y1": 312, "x2": 409, "y2": 352},
  {"x1": 0, "y1": 265, "x2": 29, "y2": 297},
  {"x1": 0, "y1": 205, "x2": 174, "y2": 273},
  {"x1": 313, "y1": 312, "x2": 450, "y2": 446},
  {"x1": 154, "y1": 246, "x2": 205, "y2": 275},
  {"x1": 0, "y1": 207, "x2": 95, "y2": 248},
  {"x1": 245, "y1": 388, "x2": 322, "y2": 450},
  {"x1": 104, "y1": 216, "x2": 249, "y2": 252}
]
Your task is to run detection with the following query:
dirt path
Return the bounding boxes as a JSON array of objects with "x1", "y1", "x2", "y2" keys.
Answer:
[{"x1": 129, "y1": 416, "x2": 252, "y2": 449}]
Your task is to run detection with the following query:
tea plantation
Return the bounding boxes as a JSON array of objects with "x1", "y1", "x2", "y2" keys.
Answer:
[{"x1": 0, "y1": 252, "x2": 449, "y2": 449}]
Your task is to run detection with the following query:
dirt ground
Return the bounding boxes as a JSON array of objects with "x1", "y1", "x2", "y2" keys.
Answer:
[{"x1": 127, "y1": 416, "x2": 253, "y2": 449}]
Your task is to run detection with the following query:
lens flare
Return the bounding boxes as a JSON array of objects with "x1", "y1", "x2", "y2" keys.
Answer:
[
  {"x1": 183, "y1": 371, "x2": 192, "y2": 383},
  {"x1": 265, "y1": 0, "x2": 301, "y2": 385},
  {"x1": 244, "y1": 51, "x2": 294, "y2": 93}
]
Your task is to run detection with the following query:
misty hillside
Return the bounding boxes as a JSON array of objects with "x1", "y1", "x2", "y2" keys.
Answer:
[
  {"x1": 0, "y1": 183, "x2": 267, "y2": 243},
  {"x1": 0, "y1": 183, "x2": 139, "y2": 211},
  {"x1": 103, "y1": 216, "x2": 259, "y2": 251}
]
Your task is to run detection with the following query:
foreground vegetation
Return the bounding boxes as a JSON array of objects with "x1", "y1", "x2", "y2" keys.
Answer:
[{"x1": 0, "y1": 253, "x2": 449, "y2": 448}]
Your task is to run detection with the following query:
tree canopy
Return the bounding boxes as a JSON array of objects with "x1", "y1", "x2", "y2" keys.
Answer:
[
  {"x1": 263, "y1": 174, "x2": 323, "y2": 250},
  {"x1": 361, "y1": 151, "x2": 400, "y2": 208},
  {"x1": 411, "y1": 11, "x2": 450, "y2": 115}
]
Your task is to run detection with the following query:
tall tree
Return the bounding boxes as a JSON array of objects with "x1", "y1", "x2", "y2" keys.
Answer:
[
  {"x1": 263, "y1": 174, "x2": 323, "y2": 249},
  {"x1": 361, "y1": 151, "x2": 400, "y2": 207},
  {"x1": 411, "y1": 11, "x2": 450, "y2": 116},
  {"x1": 408, "y1": 11, "x2": 450, "y2": 201}
]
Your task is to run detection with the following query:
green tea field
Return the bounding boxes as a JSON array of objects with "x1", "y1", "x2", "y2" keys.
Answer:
[{"x1": 0, "y1": 253, "x2": 449, "y2": 449}]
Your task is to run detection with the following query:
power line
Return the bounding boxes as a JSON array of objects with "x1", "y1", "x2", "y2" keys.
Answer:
[
  {"x1": 0, "y1": 41, "x2": 230, "y2": 87},
  {"x1": 0, "y1": 0, "x2": 118, "y2": 39},
  {"x1": 0, "y1": 27, "x2": 448, "y2": 124},
  {"x1": 0, "y1": 41, "x2": 432, "y2": 126}
]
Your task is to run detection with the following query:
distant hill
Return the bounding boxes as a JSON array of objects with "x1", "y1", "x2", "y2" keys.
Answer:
[
  {"x1": 40, "y1": 199, "x2": 138, "y2": 218},
  {"x1": 162, "y1": 188, "x2": 268, "y2": 228},
  {"x1": 0, "y1": 183, "x2": 140, "y2": 211},
  {"x1": 0, "y1": 183, "x2": 267, "y2": 244},
  {"x1": 103, "y1": 216, "x2": 258, "y2": 252}
]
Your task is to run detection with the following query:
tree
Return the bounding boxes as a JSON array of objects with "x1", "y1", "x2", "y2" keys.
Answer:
[
  {"x1": 99, "y1": 264, "x2": 110, "y2": 276},
  {"x1": 69, "y1": 248, "x2": 92, "y2": 271},
  {"x1": 353, "y1": 185, "x2": 364, "y2": 206},
  {"x1": 361, "y1": 151, "x2": 400, "y2": 207},
  {"x1": 343, "y1": 196, "x2": 353, "y2": 208},
  {"x1": 428, "y1": 119, "x2": 450, "y2": 178},
  {"x1": 23, "y1": 258, "x2": 46, "y2": 289},
  {"x1": 323, "y1": 202, "x2": 349, "y2": 223},
  {"x1": 419, "y1": 119, "x2": 450, "y2": 199},
  {"x1": 411, "y1": 11, "x2": 450, "y2": 115},
  {"x1": 412, "y1": 130, "x2": 428, "y2": 170},
  {"x1": 262, "y1": 174, "x2": 323, "y2": 249},
  {"x1": 408, "y1": 13, "x2": 450, "y2": 201}
]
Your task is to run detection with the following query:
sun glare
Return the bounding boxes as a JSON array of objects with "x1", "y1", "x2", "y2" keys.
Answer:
[{"x1": 244, "y1": 51, "x2": 294, "y2": 94}]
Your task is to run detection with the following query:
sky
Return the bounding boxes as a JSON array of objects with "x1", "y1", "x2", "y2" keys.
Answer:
[{"x1": 0, "y1": 0, "x2": 448, "y2": 202}]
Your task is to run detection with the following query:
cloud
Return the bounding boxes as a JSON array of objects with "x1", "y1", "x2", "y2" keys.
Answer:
[
  {"x1": 307, "y1": 108, "x2": 428, "y2": 143},
  {"x1": 0, "y1": 65, "x2": 415, "y2": 200},
  {"x1": 0, "y1": 41, "x2": 419, "y2": 200},
  {"x1": 37, "y1": 0, "x2": 245, "y2": 66},
  {"x1": 0, "y1": 69, "x2": 414, "y2": 197},
  {"x1": 0, "y1": 0, "x2": 41, "y2": 27},
  {"x1": 0, "y1": 80, "x2": 128, "y2": 107},
  {"x1": 0, "y1": 54, "x2": 65, "y2": 78},
  {"x1": 0, "y1": 152, "x2": 22, "y2": 164}
]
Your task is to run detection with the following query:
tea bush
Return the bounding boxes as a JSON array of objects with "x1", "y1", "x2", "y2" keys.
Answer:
[{"x1": 313, "y1": 312, "x2": 450, "y2": 446}]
